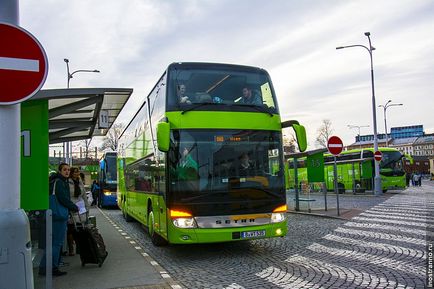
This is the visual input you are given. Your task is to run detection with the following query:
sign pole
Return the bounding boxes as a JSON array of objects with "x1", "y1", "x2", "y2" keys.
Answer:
[
  {"x1": 327, "y1": 136, "x2": 343, "y2": 217},
  {"x1": 0, "y1": 1, "x2": 35, "y2": 289},
  {"x1": 294, "y1": 157, "x2": 299, "y2": 211},
  {"x1": 333, "y1": 156, "x2": 340, "y2": 216},
  {"x1": 0, "y1": 2, "x2": 48, "y2": 288}
]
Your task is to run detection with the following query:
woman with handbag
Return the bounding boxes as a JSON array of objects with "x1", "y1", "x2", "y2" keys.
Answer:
[
  {"x1": 67, "y1": 167, "x2": 90, "y2": 256},
  {"x1": 39, "y1": 163, "x2": 79, "y2": 277}
]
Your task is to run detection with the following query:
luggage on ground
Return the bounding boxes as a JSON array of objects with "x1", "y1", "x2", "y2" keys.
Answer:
[{"x1": 72, "y1": 214, "x2": 108, "y2": 267}]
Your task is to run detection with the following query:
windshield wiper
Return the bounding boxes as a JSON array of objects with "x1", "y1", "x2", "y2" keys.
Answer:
[
  {"x1": 180, "y1": 191, "x2": 226, "y2": 202},
  {"x1": 181, "y1": 102, "x2": 220, "y2": 114},
  {"x1": 230, "y1": 187, "x2": 282, "y2": 198},
  {"x1": 180, "y1": 187, "x2": 282, "y2": 202},
  {"x1": 228, "y1": 103, "x2": 274, "y2": 117}
]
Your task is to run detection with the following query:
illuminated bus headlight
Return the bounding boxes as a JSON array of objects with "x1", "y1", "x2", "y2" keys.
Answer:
[
  {"x1": 173, "y1": 218, "x2": 197, "y2": 228},
  {"x1": 271, "y1": 213, "x2": 286, "y2": 223},
  {"x1": 103, "y1": 190, "x2": 112, "y2": 196}
]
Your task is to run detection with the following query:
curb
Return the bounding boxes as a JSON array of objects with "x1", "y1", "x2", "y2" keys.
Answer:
[{"x1": 98, "y1": 208, "x2": 184, "y2": 289}]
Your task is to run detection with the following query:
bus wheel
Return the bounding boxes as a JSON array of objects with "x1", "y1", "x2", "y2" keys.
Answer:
[
  {"x1": 123, "y1": 208, "x2": 134, "y2": 222},
  {"x1": 382, "y1": 189, "x2": 388, "y2": 193},
  {"x1": 355, "y1": 182, "x2": 365, "y2": 193},
  {"x1": 338, "y1": 183, "x2": 345, "y2": 194},
  {"x1": 147, "y1": 210, "x2": 167, "y2": 246}
]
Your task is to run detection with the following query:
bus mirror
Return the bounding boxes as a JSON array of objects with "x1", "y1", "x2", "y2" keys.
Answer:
[
  {"x1": 292, "y1": 123, "x2": 307, "y2": 152},
  {"x1": 157, "y1": 122, "x2": 170, "y2": 152},
  {"x1": 281, "y1": 120, "x2": 307, "y2": 152},
  {"x1": 404, "y1": 153, "x2": 414, "y2": 165}
]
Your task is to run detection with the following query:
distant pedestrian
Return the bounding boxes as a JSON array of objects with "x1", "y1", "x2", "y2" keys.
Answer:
[
  {"x1": 405, "y1": 172, "x2": 411, "y2": 187},
  {"x1": 413, "y1": 172, "x2": 420, "y2": 186},
  {"x1": 418, "y1": 172, "x2": 422, "y2": 186},
  {"x1": 91, "y1": 180, "x2": 100, "y2": 206}
]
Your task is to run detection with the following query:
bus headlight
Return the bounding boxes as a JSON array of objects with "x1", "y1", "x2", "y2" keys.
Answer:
[
  {"x1": 271, "y1": 213, "x2": 285, "y2": 223},
  {"x1": 173, "y1": 218, "x2": 197, "y2": 228},
  {"x1": 103, "y1": 190, "x2": 111, "y2": 196}
]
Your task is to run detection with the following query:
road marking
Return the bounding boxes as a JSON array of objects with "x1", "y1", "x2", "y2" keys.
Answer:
[
  {"x1": 308, "y1": 243, "x2": 424, "y2": 276},
  {"x1": 285, "y1": 254, "x2": 413, "y2": 289},
  {"x1": 353, "y1": 216, "x2": 426, "y2": 228},
  {"x1": 360, "y1": 212, "x2": 434, "y2": 223},
  {"x1": 323, "y1": 234, "x2": 425, "y2": 258},
  {"x1": 334, "y1": 227, "x2": 425, "y2": 246},
  {"x1": 0, "y1": 56, "x2": 39, "y2": 72},
  {"x1": 344, "y1": 222, "x2": 426, "y2": 235}
]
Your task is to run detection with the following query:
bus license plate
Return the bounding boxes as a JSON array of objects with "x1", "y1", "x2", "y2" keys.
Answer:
[{"x1": 241, "y1": 230, "x2": 266, "y2": 239}]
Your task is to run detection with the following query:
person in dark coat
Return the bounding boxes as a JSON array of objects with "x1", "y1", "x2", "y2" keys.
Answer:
[{"x1": 39, "y1": 163, "x2": 78, "y2": 276}]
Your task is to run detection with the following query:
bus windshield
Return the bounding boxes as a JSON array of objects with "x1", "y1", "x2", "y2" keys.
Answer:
[
  {"x1": 105, "y1": 154, "x2": 117, "y2": 183},
  {"x1": 380, "y1": 151, "x2": 405, "y2": 176},
  {"x1": 167, "y1": 63, "x2": 278, "y2": 114},
  {"x1": 169, "y1": 129, "x2": 284, "y2": 206}
]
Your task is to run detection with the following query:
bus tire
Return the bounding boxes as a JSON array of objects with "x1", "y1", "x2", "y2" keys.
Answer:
[
  {"x1": 382, "y1": 189, "x2": 388, "y2": 193},
  {"x1": 355, "y1": 182, "x2": 365, "y2": 193},
  {"x1": 123, "y1": 208, "x2": 134, "y2": 222},
  {"x1": 147, "y1": 210, "x2": 167, "y2": 246},
  {"x1": 338, "y1": 183, "x2": 345, "y2": 194}
]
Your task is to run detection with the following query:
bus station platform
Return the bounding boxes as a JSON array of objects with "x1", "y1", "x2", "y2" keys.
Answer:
[{"x1": 33, "y1": 207, "x2": 179, "y2": 289}]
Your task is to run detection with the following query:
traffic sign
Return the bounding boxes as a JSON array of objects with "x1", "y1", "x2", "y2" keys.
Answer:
[
  {"x1": 0, "y1": 22, "x2": 48, "y2": 105},
  {"x1": 327, "y1": 136, "x2": 343, "y2": 155},
  {"x1": 374, "y1": 150, "x2": 382, "y2": 162}
]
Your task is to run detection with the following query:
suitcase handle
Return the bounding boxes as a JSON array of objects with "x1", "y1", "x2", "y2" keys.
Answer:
[{"x1": 70, "y1": 211, "x2": 89, "y2": 230}]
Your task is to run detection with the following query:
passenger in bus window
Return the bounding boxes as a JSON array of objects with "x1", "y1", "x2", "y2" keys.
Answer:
[
  {"x1": 239, "y1": 87, "x2": 262, "y2": 105},
  {"x1": 178, "y1": 84, "x2": 191, "y2": 104},
  {"x1": 237, "y1": 153, "x2": 255, "y2": 177}
]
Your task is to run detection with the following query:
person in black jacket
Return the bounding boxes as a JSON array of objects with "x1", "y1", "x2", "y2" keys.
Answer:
[{"x1": 39, "y1": 163, "x2": 79, "y2": 277}]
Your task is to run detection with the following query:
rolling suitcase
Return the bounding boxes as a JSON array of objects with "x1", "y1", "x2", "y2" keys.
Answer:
[{"x1": 72, "y1": 214, "x2": 108, "y2": 267}]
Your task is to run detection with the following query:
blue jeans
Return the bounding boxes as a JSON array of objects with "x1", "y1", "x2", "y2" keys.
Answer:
[{"x1": 39, "y1": 219, "x2": 68, "y2": 271}]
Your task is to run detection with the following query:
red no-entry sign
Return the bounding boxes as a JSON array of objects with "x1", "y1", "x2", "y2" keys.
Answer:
[
  {"x1": 0, "y1": 22, "x2": 48, "y2": 105},
  {"x1": 327, "y1": 136, "x2": 343, "y2": 155},
  {"x1": 374, "y1": 150, "x2": 382, "y2": 162}
]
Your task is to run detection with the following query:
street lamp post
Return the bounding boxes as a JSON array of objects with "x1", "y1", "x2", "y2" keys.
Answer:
[
  {"x1": 347, "y1": 124, "x2": 369, "y2": 149},
  {"x1": 379, "y1": 100, "x2": 403, "y2": 146},
  {"x1": 337, "y1": 32, "x2": 382, "y2": 195},
  {"x1": 64, "y1": 58, "x2": 100, "y2": 89},
  {"x1": 63, "y1": 58, "x2": 100, "y2": 165}
]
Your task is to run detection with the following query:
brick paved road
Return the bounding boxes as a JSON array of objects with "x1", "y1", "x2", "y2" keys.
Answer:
[{"x1": 104, "y1": 182, "x2": 433, "y2": 289}]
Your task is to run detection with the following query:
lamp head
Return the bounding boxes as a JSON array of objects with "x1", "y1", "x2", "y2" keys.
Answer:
[
  {"x1": 64, "y1": 58, "x2": 69, "y2": 63},
  {"x1": 93, "y1": 70, "x2": 100, "y2": 73},
  {"x1": 364, "y1": 32, "x2": 371, "y2": 36},
  {"x1": 336, "y1": 46, "x2": 344, "y2": 50}
]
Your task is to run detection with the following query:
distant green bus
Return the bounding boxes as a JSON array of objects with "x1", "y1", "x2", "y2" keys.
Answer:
[
  {"x1": 117, "y1": 62, "x2": 307, "y2": 246},
  {"x1": 287, "y1": 147, "x2": 407, "y2": 193}
]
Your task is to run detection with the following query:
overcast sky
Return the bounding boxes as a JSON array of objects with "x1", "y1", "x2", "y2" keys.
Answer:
[{"x1": 20, "y1": 0, "x2": 434, "y2": 149}]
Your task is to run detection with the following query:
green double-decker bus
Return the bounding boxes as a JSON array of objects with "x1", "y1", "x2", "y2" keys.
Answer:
[
  {"x1": 287, "y1": 147, "x2": 407, "y2": 193},
  {"x1": 117, "y1": 62, "x2": 306, "y2": 245}
]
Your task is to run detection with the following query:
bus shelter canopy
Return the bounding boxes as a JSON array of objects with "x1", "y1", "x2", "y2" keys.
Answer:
[{"x1": 31, "y1": 88, "x2": 133, "y2": 144}]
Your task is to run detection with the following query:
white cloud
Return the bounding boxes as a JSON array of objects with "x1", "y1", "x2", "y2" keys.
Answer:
[{"x1": 18, "y1": 0, "x2": 434, "y2": 149}]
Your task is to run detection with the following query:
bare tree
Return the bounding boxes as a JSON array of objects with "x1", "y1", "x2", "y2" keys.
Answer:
[
  {"x1": 80, "y1": 138, "x2": 93, "y2": 159},
  {"x1": 283, "y1": 130, "x2": 297, "y2": 154},
  {"x1": 315, "y1": 119, "x2": 334, "y2": 148},
  {"x1": 99, "y1": 123, "x2": 125, "y2": 152}
]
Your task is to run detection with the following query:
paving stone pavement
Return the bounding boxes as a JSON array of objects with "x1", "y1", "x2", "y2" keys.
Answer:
[{"x1": 104, "y1": 181, "x2": 433, "y2": 289}]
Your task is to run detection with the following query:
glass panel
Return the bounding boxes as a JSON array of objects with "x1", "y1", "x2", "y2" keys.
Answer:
[
  {"x1": 380, "y1": 151, "x2": 405, "y2": 176},
  {"x1": 167, "y1": 64, "x2": 278, "y2": 113},
  {"x1": 168, "y1": 129, "x2": 284, "y2": 204},
  {"x1": 105, "y1": 155, "x2": 117, "y2": 183}
]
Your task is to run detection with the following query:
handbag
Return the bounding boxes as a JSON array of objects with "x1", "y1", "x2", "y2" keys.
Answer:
[{"x1": 49, "y1": 180, "x2": 69, "y2": 221}]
